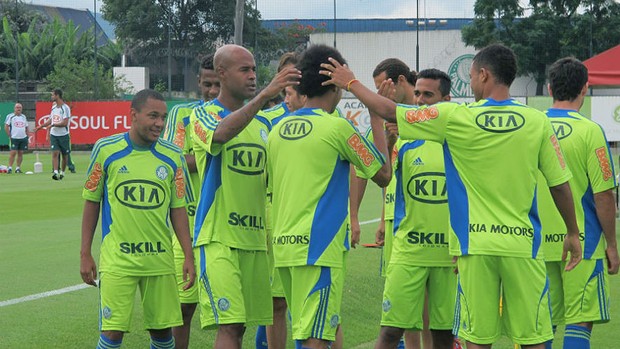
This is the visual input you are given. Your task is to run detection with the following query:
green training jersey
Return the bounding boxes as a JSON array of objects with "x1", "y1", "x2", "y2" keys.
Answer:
[
  {"x1": 538, "y1": 108, "x2": 616, "y2": 261},
  {"x1": 391, "y1": 140, "x2": 452, "y2": 266},
  {"x1": 82, "y1": 133, "x2": 188, "y2": 276},
  {"x1": 268, "y1": 107, "x2": 386, "y2": 268},
  {"x1": 162, "y1": 101, "x2": 203, "y2": 253},
  {"x1": 190, "y1": 98, "x2": 272, "y2": 250},
  {"x1": 395, "y1": 99, "x2": 572, "y2": 259}
]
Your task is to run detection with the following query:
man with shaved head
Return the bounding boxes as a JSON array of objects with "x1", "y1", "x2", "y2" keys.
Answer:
[
  {"x1": 190, "y1": 44, "x2": 300, "y2": 348},
  {"x1": 4, "y1": 103, "x2": 29, "y2": 173}
]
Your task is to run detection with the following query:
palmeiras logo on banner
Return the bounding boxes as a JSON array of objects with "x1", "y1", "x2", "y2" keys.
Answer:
[{"x1": 448, "y1": 54, "x2": 474, "y2": 98}]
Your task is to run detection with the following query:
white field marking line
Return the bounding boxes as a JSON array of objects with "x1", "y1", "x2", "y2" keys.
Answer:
[
  {"x1": 0, "y1": 284, "x2": 91, "y2": 307},
  {"x1": 0, "y1": 218, "x2": 381, "y2": 308}
]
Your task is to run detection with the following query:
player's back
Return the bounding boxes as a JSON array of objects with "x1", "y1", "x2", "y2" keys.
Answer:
[
  {"x1": 410, "y1": 99, "x2": 571, "y2": 259},
  {"x1": 268, "y1": 107, "x2": 383, "y2": 267}
]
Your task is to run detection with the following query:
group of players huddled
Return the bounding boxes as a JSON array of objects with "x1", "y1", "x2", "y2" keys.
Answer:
[{"x1": 80, "y1": 41, "x2": 618, "y2": 349}]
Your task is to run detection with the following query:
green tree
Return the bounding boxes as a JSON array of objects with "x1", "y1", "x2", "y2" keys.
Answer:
[
  {"x1": 462, "y1": 0, "x2": 620, "y2": 95},
  {"x1": 46, "y1": 58, "x2": 130, "y2": 101},
  {"x1": 102, "y1": 0, "x2": 262, "y2": 55}
]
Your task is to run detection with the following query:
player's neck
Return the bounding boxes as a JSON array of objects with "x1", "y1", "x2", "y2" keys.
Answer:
[
  {"x1": 483, "y1": 85, "x2": 510, "y2": 101},
  {"x1": 551, "y1": 100, "x2": 581, "y2": 112},
  {"x1": 305, "y1": 97, "x2": 336, "y2": 114},
  {"x1": 217, "y1": 93, "x2": 244, "y2": 112}
]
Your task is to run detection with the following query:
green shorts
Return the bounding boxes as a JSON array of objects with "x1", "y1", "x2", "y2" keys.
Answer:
[
  {"x1": 99, "y1": 272, "x2": 182, "y2": 332},
  {"x1": 50, "y1": 134, "x2": 71, "y2": 154},
  {"x1": 382, "y1": 264, "x2": 456, "y2": 330},
  {"x1": 381, "y1": 219, "x2": 394, "y2": 277},
  {"x1": 454, "y1": 255, "x2": 553, "y2": 346},
  {"x1": 172, "y1": 237, "x2": 199, "y2": 303},
  {"x1": 546, "y1": 258, "x2": 610, "y2": 326},
  {"x1": 266, "y1": 225, "x2": 286, "y2": 298},
  {"x1": 10, "y1": 137, "x2": 28, "y2": 151},
  {"x1": 277, "y1": 262, "x2": 345, "y2": 342},
  {"x1": 196, "y1": 242, "x2": 272, "y2": 329}
]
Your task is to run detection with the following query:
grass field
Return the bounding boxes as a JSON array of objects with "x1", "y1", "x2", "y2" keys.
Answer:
[{"x1": 1, "y1": 151, "x2": 619, "y2": 348}]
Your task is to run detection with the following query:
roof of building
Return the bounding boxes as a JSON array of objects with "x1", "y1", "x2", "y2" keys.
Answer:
[
  {"x1": 28, "y1": 5, "x2": 115, "y2": 45},
  {"x1": 261, "y1": 18, "x2": 473, "y2": 33}
]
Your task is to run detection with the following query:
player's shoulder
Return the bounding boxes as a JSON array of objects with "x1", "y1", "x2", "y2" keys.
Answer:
[
  {"x1": 92, "y1": 133, "x2": 128, "y2": 157},
  {"x1": 155, "y1": 138, "x2": 183, "y2": 155}
]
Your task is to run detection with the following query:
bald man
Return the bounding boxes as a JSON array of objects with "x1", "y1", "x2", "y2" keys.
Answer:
[
  {"x1": 4, "y1": 103, "x2": 29, "y2": 173},
  {"x1": 189, "y1": 44, "x2": 300, "y2": 349}
]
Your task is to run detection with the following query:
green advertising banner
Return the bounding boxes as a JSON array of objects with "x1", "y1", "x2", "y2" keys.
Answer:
[{"x1": 0, "y1": 102, "x2": 15, "y2": 146}]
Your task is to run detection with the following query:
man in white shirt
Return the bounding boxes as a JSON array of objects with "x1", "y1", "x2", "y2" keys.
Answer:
[
  {"x1": 35, "y1": 89, "x2": 72, "y2": 180},
  {"x1": 4, "y1": 103, "x2": 29, "y2": 174}
]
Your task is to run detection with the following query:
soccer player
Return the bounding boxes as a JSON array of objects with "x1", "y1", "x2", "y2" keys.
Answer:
[
  {"x1": 256, "y1": 52, "x2": 305, "y2": 349},
  {"x1": 189, "y1": 44, "x2": 300, "y2": 349},
  {"x1": 80, "y1": 89, "x2": 196, "y2": 349},
  {"x1": 350, "y1": 58, "x2": 417, "y2": 268},
  {"x1": 4, "y1": 103, "x2": 29, "y2": 174},
  {"x1": 375, "y1": 68, "x2": 455, "y2": 349},
  {"x1": 321, "y1": 43, "x2": 582, "y2": 349},
  {"x1": 161, "y1": 52, "x2": 219, "y2": 349},
  {"x1": 537, "y1": 57, "x2": 620, "y2": 349},
  {"x1": 35, "y1": 89, "x2": 71, "y2": 180},
  {"x1": 267, "y1": 44, "x2": 392, "y2": 349}
]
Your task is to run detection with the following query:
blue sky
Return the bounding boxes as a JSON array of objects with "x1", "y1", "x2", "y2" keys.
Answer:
[{"x1": 26, "y1": 0, "x2": 479, "y2": 19}]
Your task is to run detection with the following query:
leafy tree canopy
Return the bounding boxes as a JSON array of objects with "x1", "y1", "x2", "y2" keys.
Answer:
[{"x1": 462, "y1": 0, "x2": 620, "y2": 94}]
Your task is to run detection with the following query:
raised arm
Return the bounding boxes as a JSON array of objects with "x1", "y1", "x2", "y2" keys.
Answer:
[
  {"x1": 320, "y1": 57, "x2": 397, "y2": 123},
  {"x1": 212, "y1": 67, "x2": 300, "y2": 144}
]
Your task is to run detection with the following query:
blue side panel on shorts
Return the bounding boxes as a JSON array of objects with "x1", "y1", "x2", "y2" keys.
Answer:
[
  {"x1": 194, "y1": 155, "x2": 221, "y2": 243},
  {"x1": 199, "y1": 245, "x2": 219, "y2": 324},
  {"x1": 529, "y1": 190, "x2": 542, "y2": 259},
  {"x1": 307, "y1": 159, "x2": 349, "y2": 265},
  {"x1": 310, "y1": 267, "x2": 332, "y2": 339},
  {"x1": 581, "y1": 185, "x2": 602, "y2": 259},
  {"x1": 588, "y1": 259, "x2": 609, "y2": 320},
  {"x1": 536, "y1": 276, "x2": 551, "y2": 325},
  {"x1": 443, "y1": 142, "x2": 469, "y2": 255}
]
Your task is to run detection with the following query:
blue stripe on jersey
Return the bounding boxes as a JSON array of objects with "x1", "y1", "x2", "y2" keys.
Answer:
[
  {"x1": 255, "y1": 115, "x2": 272, "y2": 131},
  {"x1": 546, "y1": 108, "x2": 580, "y2": 119},
  {"x1": 271, "y1": 113, "x2": 292, "y2": 127},
  {"x1": 529, "y1": 189, "x2": 542, "y2": 258},
  {"x1": 581, "y1": 185, "x2": 602, "y2": 259},
  {"x1": 194, "y1": 154, "x2": 221, "y2": 244},
  {"x1": 359, "y1": 131, "x2": 386, "y2": 165},
  {"x1": 393, "y1": 140, "x2": 425, "y2": 233},
  {"x1": 194, "y1": 107, "x2": 218, "y2": 130},
  {"x1": 443, "y1": 142, "x2": 469, "y2": 255},
  {"x1": 307, "y1": 158, "x2": 350, "y2": 265},
  {"x1": 477, "y1": 98, "x2": 528, "y2": 108},
  {"x1": 151, "y1": 146, "x2": 178, "y2": 174},
  {"x1": 88, "y1": 134, "x2": 125, "y2": 173},
  {"x1": 101, "y1": 136, "x2": 133, "y2": 241},
  {"x1": 157, "y1": 138, "x2": 183, "y2": 153},
  {"x1": 264, "y1": 102, "x2": 289, "y2": 114}
]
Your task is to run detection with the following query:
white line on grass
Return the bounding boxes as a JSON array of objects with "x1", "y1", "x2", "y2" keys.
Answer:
[
  {"x1": 0, "y1": 218, "x2": 381, "y2": 307},
  {"x1": 0, "y1": 284, "x2": 91, "y2": 307}
]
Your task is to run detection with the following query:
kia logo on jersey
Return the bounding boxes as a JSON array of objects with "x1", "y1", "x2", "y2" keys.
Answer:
[
  {"x1": 279, "y1": 118, "x2": 313, "y2": 140},
  {"x1": 226, "y1": 143, "x2": 266, "y2": 175},
  {"x1": 475, "y1": 111, "x2": 525, "y2": 133},
  {"x1": 406, "y1": 172, "x2": 447, "y2": 204},
  {"x1": 115, "y1": 180, "x2": 166, "y2": 209},
  {"x1": 551, "y1": 121, "x2": 573, "y2": 140}
]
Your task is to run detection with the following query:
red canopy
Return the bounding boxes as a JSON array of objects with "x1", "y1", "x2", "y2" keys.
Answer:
[{"x1": 583, "y1": 45, "x2": 620, "y2": 86}]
